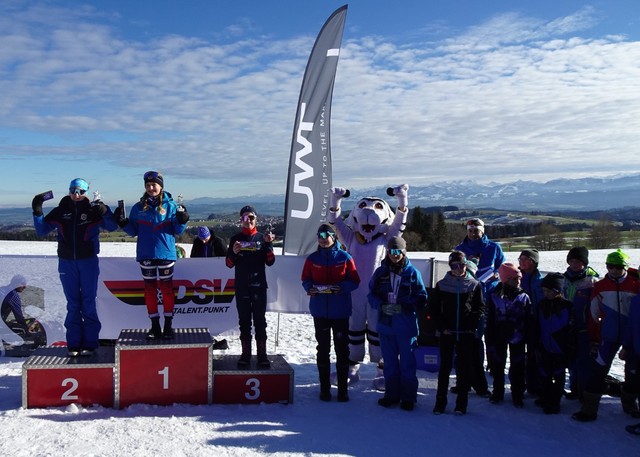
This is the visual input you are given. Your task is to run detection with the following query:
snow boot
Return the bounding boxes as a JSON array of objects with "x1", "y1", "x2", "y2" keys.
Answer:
[
  {"x1": 347, "y1": 363, "x2": 360, "y2": 385},
  {"x1": 256, "y1": 338, "x2": 270, "y2": 368},
  {"x1": 318, "y1": 363, "x2": 332, "y2": 401},
  {"x1": 621, "y1": 388, "x2": 640, "y2": 418},
  {"x1": 162, "y1": 316, "x2": 174, "y2": 339},
  {"x1": 372, "y1": 364, "x2": 385, "y2": 391},
  {"x1": 572, "y1": 391, "x2": 601, "y2": 422},
  {"x1": 146, "y1": 317, "x2": 162, "y2": 340},
  {"x1": 237, "y1": 339, "x2": 251, "y2": 368},
  {"x1": 336, "y1": 359, "x2": 349, "y2": 402},
  {"x1": 433, "y1": 395, "x2": 447, "y2": 415}
]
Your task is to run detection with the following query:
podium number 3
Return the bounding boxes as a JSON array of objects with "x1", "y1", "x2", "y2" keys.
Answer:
[
  {"x1": 245, "y1": 377, "x2": 261, "y2": 400},
  {"x1": 61, "y1": 378, "x2": 79, "y2": 401},
  {"x1": 158, "y1": 366, "x2": 170, "y2": 390}
]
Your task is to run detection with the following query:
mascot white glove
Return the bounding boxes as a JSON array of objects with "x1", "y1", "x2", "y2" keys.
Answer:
[
  {"x1": 330, "y1": 187, "x2": 350, "y2": 211},
  {"x1": 387, "y1": 184, "x2": 409, "y2": 210}
]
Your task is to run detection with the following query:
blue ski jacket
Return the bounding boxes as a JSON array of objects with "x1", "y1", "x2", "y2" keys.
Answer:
[
  {"x1": 121, "y1": 191, "x2": 187, "y2": 261},
  {"x1": 301, "y1": 241, "x2": 360, "y2": 319},
  {"x1": 368, "y1": 257, "x2": 427, "y2": 337}
]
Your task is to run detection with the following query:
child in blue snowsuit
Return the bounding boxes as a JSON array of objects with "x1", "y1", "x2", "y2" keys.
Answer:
[{"x1": 368, "y1": 236, "x2": 427, "y2": 411}]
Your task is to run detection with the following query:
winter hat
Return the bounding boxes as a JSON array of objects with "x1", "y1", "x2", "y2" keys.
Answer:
[
  {"x1": 387, "y1": 236, "x2": 407, "y2": 253},
  {"x1": 197, "y1": 226, "x2": 211, "y2": 240},
  {"x1": 466, "y1": 218, "x2": 485, "y2": 233},
  {"x1": 567, "y1": 246, "x2": 589, "y2": 266},
  {"x1": 448, "y1": 250, "x2": 466, "y2": 264},
  {"x1": 68, "y1": 178, "x2": 89, "y2": 192},
  {"x1": 520, "y1": 249, "x2": 540, "y2": 265},
  {"x1": 465, "y1": 258, "x2": 479, "y2": 276},
  {"x1": 9, "y1": 274, "x2": 27, "y2": 289},
  {"x1": 606, "y1": 248, "x2": 630, "y2": 268},
  {"x1": 541, "y1": 272, "x2": 564, "y2": 293},
  {"x1": 240, "y1": 205, "x2": 256, "y2": 217},
  {"x1": 499, "y1": 262, "x2": 522, "y2": 283},
  {"x1": 317, "y1": 223, "x2": 336, "y2": 238},
  {"x1": 143, "y1": 171, "x2": 164, "y2": 188}
]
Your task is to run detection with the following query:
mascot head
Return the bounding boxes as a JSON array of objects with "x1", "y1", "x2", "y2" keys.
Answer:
[{"x1": 345, "y1": 197, "x2": 394, "y2": 243}]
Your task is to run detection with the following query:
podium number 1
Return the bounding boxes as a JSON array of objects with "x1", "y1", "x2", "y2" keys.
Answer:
[{"x1": 158, "y1": 366, "x2": 169, "y2": 390}]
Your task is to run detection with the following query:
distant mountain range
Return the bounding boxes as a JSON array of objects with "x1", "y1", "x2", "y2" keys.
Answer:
[
  {"x1": 2, "y1": 174, "x2": 639, "y2": 227},
  {"x1": 185, "y1": 173, "x2": 640, "y2": 216}
]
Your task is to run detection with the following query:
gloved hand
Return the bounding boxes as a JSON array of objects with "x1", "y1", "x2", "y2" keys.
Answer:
[
  {"x1": 329, "y1": 187, "x2": 350, "y2": 212},
  {"x1": 113, "y1": 206, "x2": 129, "y2": 228},
  {"x1": 92, "y1": 201, "x2": 108, "y2": 217},
  {"x1": 308, "y1": 287, "x2": 319, "y2": 296},
  {"x1": 387, "y1": 184, "x2": 409, "y2": 210},
  {"x1": 32, "y1": 194, "x2": 44, "y2": 217},
  {"x1": 330, "y1": 285, "x2": 341, "y2": 293},
  {"x1": 176, "y1": 206, "x2": 189, "y2": 224}
]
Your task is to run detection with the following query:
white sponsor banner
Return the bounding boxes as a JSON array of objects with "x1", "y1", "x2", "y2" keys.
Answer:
[{"x1": 1, "y1": 255, "x2": 435, "y2": 341}]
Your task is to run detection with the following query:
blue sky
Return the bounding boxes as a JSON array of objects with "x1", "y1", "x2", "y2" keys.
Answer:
[{"x1": 1, "y1": 0, "x2": 639, "y2": 208}]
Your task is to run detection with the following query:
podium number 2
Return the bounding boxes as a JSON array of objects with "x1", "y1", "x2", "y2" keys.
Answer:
[
  {"x1": 61, "y1": 378, "x2": 79, "y2": 401},
  {"x1": 245, "y1": 377, "x2": 261, "y2": 400},
  {"x1": 158, "y1": 366, "x2": 169, "y2": 390}
]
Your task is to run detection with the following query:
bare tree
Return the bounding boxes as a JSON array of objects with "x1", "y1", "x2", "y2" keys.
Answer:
[
  {"x1": 589, "y1": 216, "x2": 621, "y2": 249},
  {"x1": 531, "y1": 223, "x2": 565, "y2": 251}
]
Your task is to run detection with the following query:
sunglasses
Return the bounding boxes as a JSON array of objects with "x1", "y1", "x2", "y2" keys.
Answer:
[
  {"x1": 144, "y1": 171, "x2": 160, "y2": 180},
  {"x1": 69, "y1": 188, "x2": 86, "y2": 195},
  {"x1": 389, "y1": 249, "x2": 403, "y2": 256},
  {"x1": 242, "y1": 215, "x2": 256, "y2": 222},
  {"x1": 317, "y1": 231, "x2": 334, "y2": 239},
  {"x1": 449, "y1": 262, "x2": 466, "y2": 270}
]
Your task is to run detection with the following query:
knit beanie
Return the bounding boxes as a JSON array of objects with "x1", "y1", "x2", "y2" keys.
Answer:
[
  {"x1": 465, "y1": 258, "x2": 479, "y2": 276},
  {"x1": 240, "y1": 205, "x2": 256, "y2": 217},
  {"x1": 317, "y1": 223, "x2": 336, "y2": 238},
  {"x1": 606, "y1": 248, "x2": 630, "y2": 268},
  {"x1": 567, "y1": 246, "x2": 589, "y2": 266},
  {"x1": 197, "y1": 226, "x2": 210, "y2": 240},
  {"x1": 69, "y1": 178, "x2": 89, "y2": 192},
  {"x1": 541, "y1": 272, "x2": 564, "y2": 293},
  {"x1": 387, "y1": 236, "x2": 407, "y2": 253},
  {"x1": 143, "y1": 171, "x2": 164, "y2": 188},
  {"x1": 466, "y1": 218, "x2": 485, "y2": 233},
  {"x1": 520, "y1": 249, "x2": 539, "y2": 265},
  {"x1": 498, "y1": 262, "x2": 522, "y2": 283}
]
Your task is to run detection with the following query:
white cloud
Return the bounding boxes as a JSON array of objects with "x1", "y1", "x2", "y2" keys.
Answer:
[{"x1": 0, "y1": 2, "x2": 639, "y2": 205}]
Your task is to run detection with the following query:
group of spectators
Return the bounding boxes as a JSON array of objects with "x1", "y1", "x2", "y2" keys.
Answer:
[{"x1": 429, "y1": 217, "x2": 640, "y2": 435}]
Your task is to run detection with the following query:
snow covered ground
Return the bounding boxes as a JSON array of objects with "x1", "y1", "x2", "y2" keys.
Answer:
[{"x1": 0, "y1": 241, "x2": 639, "y2": 456}]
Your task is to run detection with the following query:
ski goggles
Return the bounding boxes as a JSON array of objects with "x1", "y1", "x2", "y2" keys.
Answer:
[
  {"x1": 389, "y1": 249, "x2": 403, "y2": 256},
  {"x1": 69, "y1": 188, "x2": 86, "y2": 195},
  {"x1": 317, "y1": 231, "x2": 335, "y2": 239}
]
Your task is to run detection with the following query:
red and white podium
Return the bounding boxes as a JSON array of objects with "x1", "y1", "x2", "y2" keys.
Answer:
[
  {"x1": 22, "y1": 346, "x2": 115, "y2": 408},
  {"x1": 115, "y1": 328, "x2": 213, "y2": 408},
  {"x1": 212, "y1": 355, "x2": 294, "y2": 404},
  {"x1": 22, "y1": 328, "x2": 295, "y2": 409}
]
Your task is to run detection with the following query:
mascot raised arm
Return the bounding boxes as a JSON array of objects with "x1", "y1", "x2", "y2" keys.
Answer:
[{"x1": 328, "y1": 184, "x2": 409, "y2": 387}]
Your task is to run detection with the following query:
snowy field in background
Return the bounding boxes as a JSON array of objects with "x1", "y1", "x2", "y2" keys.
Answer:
[{"x1": 0, "y1": 240, "x2": 638, "y2": 456}]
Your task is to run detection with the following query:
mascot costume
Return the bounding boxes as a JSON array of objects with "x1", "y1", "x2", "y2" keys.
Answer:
[{"x1": 328, "y1": 184, "x2": 409, "y2": 387}]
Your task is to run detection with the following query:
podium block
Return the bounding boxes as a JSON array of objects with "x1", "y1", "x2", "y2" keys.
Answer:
[
  {"x1": 212, "y1": 354, "x2": 294, "y2": 404},
  {"x1": 22, "y1": 346, "x2": 115, "y2": 408},
  {"x1": 115, "y1": 328, "x2": 213, "y2": 409}
]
